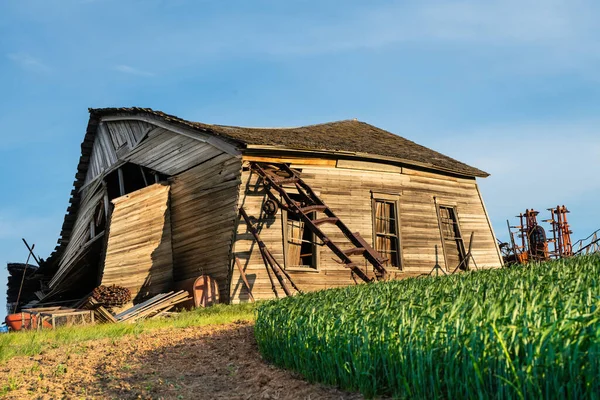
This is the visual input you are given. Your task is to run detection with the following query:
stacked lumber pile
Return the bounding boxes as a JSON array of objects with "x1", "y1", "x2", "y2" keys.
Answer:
[
  {"x1": 115, "y1": 291, "x2": 191, "y2": 323},
  {"x1": 77, "y1": 296, "x2": 117, "y2": 324},
  {"x1": 92, "y1": 285, "x2": 131, "y2": 307}
]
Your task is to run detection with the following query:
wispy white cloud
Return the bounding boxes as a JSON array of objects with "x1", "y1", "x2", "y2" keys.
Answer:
[
  {"x1": 7, "y1": 52, "x2": 50, "y2": 73},
  {"x1": 113, "y1": 64, "x2": 155, "y2": 77}
]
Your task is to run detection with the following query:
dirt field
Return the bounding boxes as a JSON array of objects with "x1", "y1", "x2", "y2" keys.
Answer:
[{"x1": 0, "y1": 321, "x2": 362, "y2": 399}]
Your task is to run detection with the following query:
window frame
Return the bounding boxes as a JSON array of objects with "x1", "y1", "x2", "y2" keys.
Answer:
[
  {"x1": 435, "y1": 202, "x2": 467, "y2": 271},
  {"x1": 371, "y1": 192, "x2": 403, "y2": 270},
  {"x1": 281, "y1": 206, "x2": 320, "y2": 272}
]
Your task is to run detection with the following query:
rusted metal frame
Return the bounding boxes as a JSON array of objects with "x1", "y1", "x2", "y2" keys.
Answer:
[
  {"x1": 573, "y1": 229, "x2": 600, "y2": 255},
  {"x1": 239, "y1": 205, "x2": 278, "y2": 297},
  {"x1": 557, "y1": 206, "x2": 573, "y2": 256},
  {"x1": 264, "y1": 163, "x2": 383, "y2": 276},
  {"x1": 506, "y1": 220, "x2": 519, "y2": 262},
  {"x1": 548, "y1": 207, "x2": 559, "y2": 258},
  {"x1": 291, "y1": 167, "x2": 390, "y2": 278},
  {"x1": 575, "y1": 236, "x2": 600, "y2": 255},
  {"x1": 234, "y1": 257, "x2": 255, "y2": 302},
  {"x1": 253, "y1": 163, "x2": 371, "y2": 278},
  {"x1": 239, "y1": 207, "x2": 292, "y2": 297},
  {"x1": 262, "y1": 246, "x2": 303, "y2": 294},
  {"x1": 251, "y1": 162, "x2": 383, "y2": 282},
  {"x1": 519, "y1": 213, "x2": 526, "y2": 256}
]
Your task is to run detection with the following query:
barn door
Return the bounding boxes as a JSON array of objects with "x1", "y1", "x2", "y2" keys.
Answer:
[{"x1": 437, "y1": 205, "x2": 467, "y2": 270}]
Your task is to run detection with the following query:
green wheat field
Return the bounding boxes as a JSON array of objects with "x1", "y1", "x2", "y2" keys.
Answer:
[{"x1": 255, "y1": 255, "x2": 600, "y2": 399}]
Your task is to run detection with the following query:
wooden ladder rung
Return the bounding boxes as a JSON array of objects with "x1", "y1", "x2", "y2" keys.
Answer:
[
  {"x1": 274, "y1": 177, "x2": 299, "y2": 185},
  {"x1": 312, "y1": 217, "x2": 339, "y2": 226},
  {"x1": 343, "y1": 247, "x2": 365, "y2": 256},
  {"x1": 299, "y1": 205, "x2": 328, "y2": 213}
]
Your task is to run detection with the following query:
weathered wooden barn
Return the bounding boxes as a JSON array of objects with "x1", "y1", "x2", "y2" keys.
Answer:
[{"x1": 7, "y1": 107, "x2": 502, "y2": 310}]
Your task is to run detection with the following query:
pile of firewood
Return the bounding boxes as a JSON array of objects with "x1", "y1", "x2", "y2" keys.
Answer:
[{"x1": 92, "y1": 285, "x2": 132, "y2": 307}]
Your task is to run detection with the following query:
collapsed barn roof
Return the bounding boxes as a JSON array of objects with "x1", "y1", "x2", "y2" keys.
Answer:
[
  {"x1": 91, "y1": 107, "x2": 488, "y2": 178},
  {"x1": 42, "y1": 107, "x2": 488, "y2": 276}
]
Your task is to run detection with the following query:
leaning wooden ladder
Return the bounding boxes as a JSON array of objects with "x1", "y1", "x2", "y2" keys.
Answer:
[
  {"x1": 239, "y1": 206, "x2": 302, "y2": 298},
  {"x1": 250, "y1": 162, "x2": 388, "y2": 283}
]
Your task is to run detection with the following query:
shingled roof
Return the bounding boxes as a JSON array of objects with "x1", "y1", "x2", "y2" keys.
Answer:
[{"x1": 91, "y1": 107, "x2": 488, "y2": 178}]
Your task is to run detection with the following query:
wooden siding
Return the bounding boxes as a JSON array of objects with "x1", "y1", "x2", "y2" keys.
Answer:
[
  {"x1": 124, "y1": 128, "x2": 224, "y2": 176},
  {"x1": 169, "y1": 153, "x2": 242, "y2": 302},
  {"x1": 49, "y1": 179, "x2": 105, "y2": 288},
  {"x1": 229, "y1": 158, "x2": 502, "y2": 303},
  {"x1": 101, "y1": 183, "x2": 173, "y2": 301},
  {"x1": 85, "y1": 124, "x2": 118, "y2": 186},
  {"x1": 83, "y1": 120, "x2": 226, "y2": 187}
]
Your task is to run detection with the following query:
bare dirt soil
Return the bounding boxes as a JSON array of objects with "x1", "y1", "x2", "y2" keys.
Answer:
[{"x1": 0, "y1": 321, "x2": 362, "y2": 399}]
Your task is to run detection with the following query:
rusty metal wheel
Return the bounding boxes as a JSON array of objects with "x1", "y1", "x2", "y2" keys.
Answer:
[{"x1": 262, "y1": 199, "x2": 279, "y2": 216}]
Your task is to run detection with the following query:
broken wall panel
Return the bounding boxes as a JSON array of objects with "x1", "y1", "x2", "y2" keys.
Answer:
[
  {"x1": 105, "y1": 120, "x2": 153, "y2": 151},
  {"x1": 101, "y1": 183, "x2": 173, "y2": 301},
  {"x1": 169, "y1": 153, "x2": 242, "y2": 302},
  {"x1": 85, "y1": 123, "x2": 119, "y2": 186},
  {"x1": 124, "y1": 128, "x2": 224, "y2": 176},
  {"x1": 49, "y1": 179, "x2": 105, "y2": 288}
]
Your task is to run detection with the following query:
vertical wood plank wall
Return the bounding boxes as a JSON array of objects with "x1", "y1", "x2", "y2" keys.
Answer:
[
  {"x1": 169, "y1": 153, "x2": 242, "y2": 302},
  {"x1": 101, "y1": 183, "x2": 173, "y2": 301},
  {"x1": 229, "y1": 158, "x2": 502, "y2": 303}
]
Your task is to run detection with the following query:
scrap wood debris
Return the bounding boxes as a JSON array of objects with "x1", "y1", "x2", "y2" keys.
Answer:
[
  {"x1": 115, "y1": 290, "x2": 191, "y2": 323},
  {"x1": 92, "y1": 284, "x2": 132, "y2": 307}
]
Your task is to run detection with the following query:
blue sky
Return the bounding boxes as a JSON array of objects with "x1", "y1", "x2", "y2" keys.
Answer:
[{"x1": 1, "y1": 0, "x2": 599, "y2": 315}]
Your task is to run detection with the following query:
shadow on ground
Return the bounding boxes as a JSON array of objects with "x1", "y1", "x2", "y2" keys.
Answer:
[{"x1": 0, "y1": 322, "x2": 361, "y2": 400}]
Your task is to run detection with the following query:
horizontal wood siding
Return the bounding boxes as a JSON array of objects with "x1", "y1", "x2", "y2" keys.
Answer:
[
  {"x1": 169, "y1": 153, "x2": 242, "y2": 302},
  {"x1": 101, "y1": 183, "x2": 173, "y2": 301},
  {"x1": 229, "y1": 158, "x2": 502, "y2": 303}
]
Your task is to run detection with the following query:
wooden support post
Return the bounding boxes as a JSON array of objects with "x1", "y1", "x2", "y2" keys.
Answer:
[
  {"x1": 118, "y1": 168, "x2": 125, "y2": 196},
  {"x1": 140, "y1": 166, "x2": 149, "y2": 187},
  {"x1": 235, "y1": 257, "x2": 255, "y2": 302},
  {"x1": 103, "y1": 182, "x2": 111, "y2": 220},
  {"x1": 89, "y1": 221, "x2": 96, "y2": 239},
  {"x1": 465, "y1": 232, "x2": 475, "y2": 271}
]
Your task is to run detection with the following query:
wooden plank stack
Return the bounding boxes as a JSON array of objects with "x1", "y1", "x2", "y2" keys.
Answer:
[
  {"x1": 76, "y1": 295, "x2": 118, "y2": 323},
  {"x1": 92, "y1": 284, "x2": 132, "y2": 307},
  {"x1": 115, "y1": 290, "x2": 191, "y2": 323}
]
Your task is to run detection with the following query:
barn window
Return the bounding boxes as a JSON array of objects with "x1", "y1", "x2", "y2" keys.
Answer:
[
  {"x1": 282, "y1": 195, "x2": 319, "y2": 270},
  {"x1": 371, "y1": 194, "x2": 401, "y2": 269},
  {"x1": 437, "y1": 205, "x2": 467, "y2": 270}
]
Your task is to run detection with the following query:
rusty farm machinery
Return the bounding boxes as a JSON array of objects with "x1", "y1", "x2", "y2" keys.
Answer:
[{"x1": 500, "y1": 205, "x2": 598, "y2": 265}]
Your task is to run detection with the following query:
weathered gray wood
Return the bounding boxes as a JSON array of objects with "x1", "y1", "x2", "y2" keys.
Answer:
[{"x1": 117, "y1": 167, "x2": 125, "y2": 196}]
